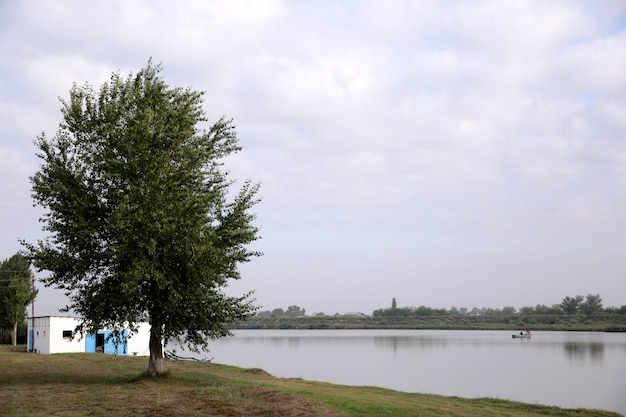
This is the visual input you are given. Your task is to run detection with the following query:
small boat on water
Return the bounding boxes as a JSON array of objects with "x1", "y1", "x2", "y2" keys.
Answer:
[{"x1": 512, "y1": 331, "x2": 532, "y2": 339}]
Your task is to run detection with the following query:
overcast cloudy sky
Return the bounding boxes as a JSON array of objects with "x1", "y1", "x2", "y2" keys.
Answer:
[{"x1": 1, "y1": 1, "x2": 625, "y2": 315}]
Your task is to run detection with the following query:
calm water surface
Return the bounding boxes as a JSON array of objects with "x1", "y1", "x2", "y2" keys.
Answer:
[{"x1": 170, "y1": 330, "x2": 626, "y2": 415}]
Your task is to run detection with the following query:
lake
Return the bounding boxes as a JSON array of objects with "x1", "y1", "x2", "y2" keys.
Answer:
[{"x1": 168, "y1": 329, "x2": 626, "y2": 415}]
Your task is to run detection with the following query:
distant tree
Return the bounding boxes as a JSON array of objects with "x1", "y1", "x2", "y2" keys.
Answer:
[
  {"x1": 550, "y1": 304, "x2": 564, "y2": 315},
  {"x1": 501, "y1": 306, "x2": 516, "y2": 315},
  {"x1": 397, "y1": 307, "x2": 414, "y2": 316},
  {"x1": 415, "y1": 305, "x2": 436, "y2": 316},
  {"x1": 481, "y1": 308, "x2": 500, "y2": 316},
  {"x1": 21, "y1": 62, "x2": 261, "y2": 376},
  {"x1": 449, "y1": 306, "x2": 460, "y2": 315},
  {"x1": 271, "y1": 308, "x2": 285, "y2": 317},
  {"x1": 4, "y1": 278, "x2": 36, "y2": 346},
  {"x1": 391, "y1": 298, "x2": 397, "y2": 309},
  {"x1": 580, "y1": 294, "x2": 603, "y2": 315},
  {"x1": 535, "y1": 304, "x2": 563, "y2": 315},
  {"x1": 519, "y1": 306, "x2": 534, "y2": 315},
  {"x1": 373, "y1": 306, "x2": 412, "y2": 317},
  {"x1": 560, "y1": 295, "x2": 584, "y2": 315},
  {"x1": 285, "y1": 305, "x2": 306, "y2": 317},
  {"x1": 0, "y1": 253, "x2": 38, "y2": 346}
]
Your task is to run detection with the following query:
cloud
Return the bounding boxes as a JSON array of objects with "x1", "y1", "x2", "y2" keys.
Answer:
[{"x1": 1, "y1": 0, "x2": 625, "y2": 312}]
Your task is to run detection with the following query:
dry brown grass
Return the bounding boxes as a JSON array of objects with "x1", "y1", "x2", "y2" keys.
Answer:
[{"x1": 0, "y1": 346, "x2": 346, "y2": 417}]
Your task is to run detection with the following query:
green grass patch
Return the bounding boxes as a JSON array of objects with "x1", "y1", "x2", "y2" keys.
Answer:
[{"x1": 0, "y1": 345, "x2": 621, "y2": 417}]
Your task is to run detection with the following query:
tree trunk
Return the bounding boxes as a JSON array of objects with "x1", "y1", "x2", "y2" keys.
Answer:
[
  {"x1": 147, "y1": 325, "x2": 167, "y2": 376},
  {"x1": 11, "y1": 323, "x2": 17, "y2": 347}
]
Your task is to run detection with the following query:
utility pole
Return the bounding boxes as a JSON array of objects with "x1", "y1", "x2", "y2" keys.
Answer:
[{"x1": 31, "y1": 272, "x2": 35, "y2": 353}]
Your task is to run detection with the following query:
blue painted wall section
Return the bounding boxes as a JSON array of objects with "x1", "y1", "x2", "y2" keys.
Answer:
[
  {"x1": 28, "y1": 329, "x2": 33, "y2": 351},
  {"x1": 84, "y1": 330, "x2": 128, "y2": 355},
  {"x1": 85, "y1": 334, "x2": 96, "y2": 352}
]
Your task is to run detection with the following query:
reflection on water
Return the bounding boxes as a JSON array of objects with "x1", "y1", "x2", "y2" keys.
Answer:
[
  {"x1": 373, "y1": 335, "x2": 448, "y2": 352},
  {"x1": 563, "y1": 342, "x2": 605, "y2": 362},
  {"x1": 170, "y1": 330, "x2": 626, "y2": 415}
]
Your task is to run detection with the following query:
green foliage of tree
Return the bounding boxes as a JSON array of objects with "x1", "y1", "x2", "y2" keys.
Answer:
[
  {"x1": 519, "y1": 306, "x2": 534, "y2": 315},
  {"x1": 21, "y1": 62, "x2": 261, "y2": 375},
  {"x1": 560, "y1": 295, "x2": 584, "y2": 315},
  {"x1": 0, "y1": 253, "x2": 37, "y2": 346},
  {"x1": 285, "y1": 305, "x2": 306, "y2": 317},
  {"x1": 371, "y1": 294, "x2": 614, "y2": 319},
  {"x1": 580, "y1": 294, "x2": 603, "y2": 315},
  {"x1": 373, "y1": 306, "x2": 411, "y2": 317},
  {"x1": 257, "y1": 306, "x2": 306, "y2": 317},
  {"x1": 531, "y1": 304, "x2": 562, "y2": 315},
  {"x1": 605, "y1": 305, "x2": 626, "y2": 315},
  {"x1": 414, "y1": 305, "x2": 436, "y2": 316},
  {"x1": 501, "y1": 306, "x2": 516, "y2": 315}
]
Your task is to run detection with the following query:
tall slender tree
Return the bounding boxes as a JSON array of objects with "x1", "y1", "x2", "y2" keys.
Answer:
[
  {"x1": 22, "y1": 61, "x2": 261, "y2": 375},
  {"x1": 0, "y1": 253, "x2": 37, "y2": 346}
]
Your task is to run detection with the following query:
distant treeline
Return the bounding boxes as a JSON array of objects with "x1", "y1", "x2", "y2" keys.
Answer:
[
  {"x1": 256, "y1": 305, "x2": 306, "y2": 317},
  {"x1": 234, "y1": 313, "x2": 626, "y2": 332},
  {"x1": 256, "y1": 294, "x2": 625, "y2": 319},
  {"x1": 238, "y1": 294, "x2": 626, "y2": 332},
  {"x1": 372, "y1": 294, "x2": 624, "y2": 317}
]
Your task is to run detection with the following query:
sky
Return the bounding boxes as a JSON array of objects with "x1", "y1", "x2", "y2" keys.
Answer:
[{"x1": 1, "y1": 1, "x2": 625, "y2": 316}]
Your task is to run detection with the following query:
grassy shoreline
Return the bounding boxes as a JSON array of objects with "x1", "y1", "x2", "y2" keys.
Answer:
[{"x1": 1, "y1": 345, "x2": 621, "y2": 417}]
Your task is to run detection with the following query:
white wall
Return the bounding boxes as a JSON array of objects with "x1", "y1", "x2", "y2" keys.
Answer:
[
  {"x1": 28, "y1": 316, "x2": 151, "y2": 356},
  {"x1": 127, "y1": 322, "x2": 151, "y2": 356},
  {"x1": 29, "y1": 316, "x2": 83, "y2": 354},
  {"x1": 49, "y1": 317, "x2": 85, "y2": 354}
]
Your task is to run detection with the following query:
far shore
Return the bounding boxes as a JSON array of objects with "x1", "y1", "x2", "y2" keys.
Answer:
[{"x1": 232, "y1": 313, "x2": 626, "y2": 332}]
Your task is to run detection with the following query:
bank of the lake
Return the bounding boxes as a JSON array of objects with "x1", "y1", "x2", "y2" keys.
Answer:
[
  {"x1": 233, "y1": 314, "x2": 626, "y2": 332},
  {"x1": 186, "y1": 329, "x2": 626, "y2": 415},
  {"x1": 0, "y1": 345, "x2": 621, "y2": 417}
]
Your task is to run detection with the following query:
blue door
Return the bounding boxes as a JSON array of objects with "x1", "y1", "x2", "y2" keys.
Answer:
[
  {"x1": 85, "y1": 330, "x2": 128, "y2": 355},
  {"x1": 85, "y1": 334, "x2": 96, "y2": 352}
]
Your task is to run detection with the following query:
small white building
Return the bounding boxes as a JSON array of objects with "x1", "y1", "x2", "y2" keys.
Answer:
[{"x1": 28, "y1": 316, "x2": 151, "y2": 356}]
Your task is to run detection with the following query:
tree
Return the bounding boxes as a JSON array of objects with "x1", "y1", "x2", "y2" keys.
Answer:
[
  {"x1": 0, "y1": 253, "x2": 37, "y2": 346},
  {"x1": 415, "y1": 305, "x2": 436, "y2": 316},
  {"x1": 391, "y1": 298, "x2": 397, "y2": 309},
  {"x1": 285, "y1": 305, "x2": 306, "y2": 317},
  {"x1": 21, "y1": 62, "x2": 261, "y2": 376},
  {"x1": 560, "y1": 295, "x2": 584, "y2": 315},
  {"x1": 580, "y1": 294, "x2": 603, "y2": 315},
  {"x1": 501, "y1": 306, "x2": 516, "y2": 315},
  {"x1": 519, "y1": 306, "x2": 534, "y2": 315},
  {"x1": 271, "y1": 308, "x2": 285, "y2": 317}
]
